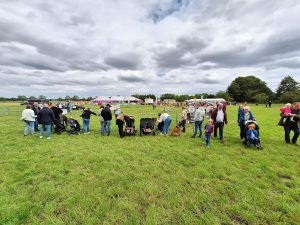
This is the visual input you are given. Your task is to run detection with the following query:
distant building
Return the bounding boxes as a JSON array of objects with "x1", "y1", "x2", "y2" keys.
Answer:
[
  {"x1": 144, "y1": 98, "x2": 154, "y2": 104},
  {"x1": 91, "y1": 96, "x2": 143, "y2": 105}
]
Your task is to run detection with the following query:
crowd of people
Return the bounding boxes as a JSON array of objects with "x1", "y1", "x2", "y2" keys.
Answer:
[{"x1": 20, "y1": 101, "x2": 299, "y2": 147}]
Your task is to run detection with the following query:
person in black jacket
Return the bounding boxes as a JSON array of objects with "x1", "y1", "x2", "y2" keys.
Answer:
[
  {"x1": 38, "y1": 102, "x2": 55, "y2": 139},
  {"x1": 282, "y1": 102, "x2": 299, "y2": 145},
  {"x1": 101, "y1": 104, "x2": 112, "y2": 136},
  {"x1": 50, "y1": 103, "x2": 63, "y2": 121},
  {"x1": 81, "y1": 108, "x2": 97, "y2": 134},
  {"x1": 32, "y1": 102, "x2": 40, "y2": 131}
]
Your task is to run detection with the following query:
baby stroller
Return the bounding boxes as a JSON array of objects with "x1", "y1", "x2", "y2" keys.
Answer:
[
  {"x1": 53, "y1": 119, "x2": 65, "y2": 134},
  {"x1": 140, "y1": 118, "x2": 156, "y2": 136},
  {"x1": 124, "y1": 115, "x2": 137, "y2": 136},
  {"x1": 243, "y1": 120, "x2": 263, "y2": 149},
  {"x1": 66, "y1": 118, "x2": 81, "y2": 135}
]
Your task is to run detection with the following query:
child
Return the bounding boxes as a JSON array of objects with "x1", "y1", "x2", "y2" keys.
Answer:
[
  {"x1": 204, "y1": 119, "x2": 214, "y2": 147},
  {"x1": 280, "y1": 103, "x2": 294, "y2": 122},
  {"x1": 246, "y1": 123, "x2": 259, "y2": 146}
]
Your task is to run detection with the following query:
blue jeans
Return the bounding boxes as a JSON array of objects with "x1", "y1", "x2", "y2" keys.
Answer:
[
  {"x1": 40, "y1": 124, "x2": 52, "y2": 138},
  {"x1": 205, "y1": 134, "x2": 211, "y2": 145},
  {"x1": 34, "y1": 118, "x2": 39, "y2": 131},
  {"x1": 163, "y1": 116, "x2": 172, "y2": 134},
  {"x1": 24, "y1": 121, "x2": 35, "y2": 135},
  {"x1": 82, "y1": 118, "x2": 91, "y2": 133},
  {"x1": 102, "y1": 120, "x2": 111, "y2": 136},
  {"x1": 193, "y1": 120, "x2": 203, "y2": 137}
]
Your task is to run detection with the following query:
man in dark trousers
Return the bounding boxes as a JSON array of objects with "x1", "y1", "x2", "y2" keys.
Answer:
[
  {"x1": 101, "y1": 104, "x2": 112, "y2": 136},
  {"x1": 211, "y1": 103, "x2": 228, "y2": 142},
  {"x1": 38, "y1": 102, "x2": 55, "y2": 139},
  {"x1": 32, "y1": 102, "x2": 40, "y2": 131}
]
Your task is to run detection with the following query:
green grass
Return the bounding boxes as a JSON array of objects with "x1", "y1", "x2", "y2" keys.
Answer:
[{"x1": 0, "y1": 103, "x2": 299, "y2": 224}]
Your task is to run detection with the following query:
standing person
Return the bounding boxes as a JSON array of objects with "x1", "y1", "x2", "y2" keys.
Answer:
[
  {"x1": 114, "y1": 106, "x2": 121, "y2": 119},
  {"x1": 211, "y1": 103, "x2": 228, "y2": 142},
  {"x1": 116, "y1": 112, "x2": 126, "y2": 138},
  {"x1": 204, "y1": 119, "x2": 214, "y2": 147},
  {"x1": 32, "y1": 102, "x2": 40, "y2": 131},
  {"x1": 81, "y1": 108, "x2": 97, "y2": 134},
  {"x1": 157, "y1": 112, "x2": 172, "y2": 136},
  {"x1": 282, "y1": 102, "x2": 299, "y2": 146},
  {"x1": 50, "y1": 103, "x2": 63, "y2": 121},
  {"x1": 192, "y1": 105, "x2": 205, "y2": 138},
  {"x1": 20, "y1": 105, "x2": 36, "y2": 136},
  {"x1": 38, "y1": 102, "x2": 55, "y2": 139},
  {"x1": 238, "y1": 106, "x2": 255, "y2": 140},
  {"x1": 101, "y1": 104, "x2": 112, "y2": 136},
  {"x1": 268, "y1": 101, "x2": 272, "y2": 108},
  {"x1": 98, "y1": 106, "x2": 105, "y2": 132},
  {"x1": 181, "y1": 107, "x2": 188, "y2": 133}
]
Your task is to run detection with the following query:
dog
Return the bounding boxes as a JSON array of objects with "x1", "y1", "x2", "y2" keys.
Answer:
[{"x1": 170, "y1": 124, "x2": 182, "y2": 136}]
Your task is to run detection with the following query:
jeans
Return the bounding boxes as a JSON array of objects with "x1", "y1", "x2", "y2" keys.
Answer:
[
  {"x1": 100, "y1": 121, "x2": 104, "y2": 132},
  {"x1": 163, "y1": 116, "x2": 172, "y2": 135},
  {"x1": 40, "y1": 124, "x2": 52, "y2": 138},
  {"x1": 240, "y1": 125, "x2": 245, "y2": 139},
  {"x1": 116, "y1": 119, "x2": 124, "y2": 137},
  {"x1": 193, "y1": 120, "x2": 203, "y2": 137},
  {"x1": 205, "y1": 134, "x2": 211, "y2": 146},
  {"x1": 284, "y1": 125, "x2": 299, "y2": 143},
  {"x1": 34, "y1": 118, "x2": 39, "y2": 131},
  {"x1": 214, "y1": 122, "x2": 224, "y2": 140},
  {"x1": 24, "y1": 121, "x2": 35, "y2": 135},
  {"x1": 102, "y1": 120, "x2": 111, "y2": 136},
  {"x1": 82, "y1": 118, "x2": 91, "y2": 133}
]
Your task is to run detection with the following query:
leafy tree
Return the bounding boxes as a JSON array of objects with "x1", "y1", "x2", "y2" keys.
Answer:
[
  {"x1": 227, "y1": 76, "x2": 273, "y2": 102},
  {"x1": 17, "y1": 95, "x2": 27, "y2": 101},
  {"x1": 207, "y1": 94, "x2": 216, "y2": 98},
  {"x1": 65, "y1": 95, "x2": 71, "y2": 100},
  {"x1": 279, "y1": 91, "x2": 300, "y2": 103},
  {"x1": 132, "y1": 94, "x2": 156, "y2": 101},
  {"x1": 276, "y1": 75, "x2": 300, "y2": 98},
  {"x1": 160, "y1": 93, "x2": 176, "y2": 101},
  {"x1": 56, "y1": 97, "x2": 63, "y2": 101},
  {"x1": 254, "y1": 93, "x2": 268, "y2": 103},
  {"x1": 215, "y1": 91, "x2": 233, "y2": 101},
  {"x1": 38, "y1": 95, "x2": 46, "y2": 100},
  {"x1": 71, "y1": 95, "x2": 79, "y2": 101},
  {"x1": 86, "y1": 96, "x2": 93, "y2": 101},
  {"x1": 28, "y1": 96, "x2": 36, "y2": 99}
]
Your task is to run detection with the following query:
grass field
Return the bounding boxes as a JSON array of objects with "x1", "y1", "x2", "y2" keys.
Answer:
[{"x1": 0, "y1": 103, "x2": 299, "y2": 225}]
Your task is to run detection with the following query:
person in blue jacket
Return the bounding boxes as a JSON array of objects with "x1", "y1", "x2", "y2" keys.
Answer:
[{"x1": 238, "y1": 106, "x2": 255, "y2": 140}]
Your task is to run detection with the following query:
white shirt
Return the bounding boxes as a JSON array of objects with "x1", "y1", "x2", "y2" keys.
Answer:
[
  {"x1": 158, "y1": 113, "x2": 170, "y2": 122},
  {"x1": 216, "y1": 109, "x2": 224, "y2": 122},
  {"x1": 21, "y1": 109, "x2": 36, "y2": 122},
  {"x1": 194, "y1": 108, "x2": 205, "y2": 121}
]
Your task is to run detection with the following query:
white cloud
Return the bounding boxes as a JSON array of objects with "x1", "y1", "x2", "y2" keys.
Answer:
[{"x1": 0, "y1": 0, "x2": 299, "y2": 97}]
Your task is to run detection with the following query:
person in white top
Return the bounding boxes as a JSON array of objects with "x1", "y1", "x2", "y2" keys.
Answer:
[
  {"x1": 20, "y1": 105, "x2": 36, "y2": 136},
  {"x1": 181, "y1": 107, "x2": 188, "y2": 133},
  {"x1": 192, "y1": 105, "x2": 206, "y2": 138},
  {"x1": 211, "y1": 103, "x2": 228, "y2": 142},
  {"x1": 157, "y1": 112, "x2": 172, "y2": 135}
]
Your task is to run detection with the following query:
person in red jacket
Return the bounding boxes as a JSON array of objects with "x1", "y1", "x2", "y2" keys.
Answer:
[{"x1": 211, "y1": 103, "x2": 228, "y2": 142}]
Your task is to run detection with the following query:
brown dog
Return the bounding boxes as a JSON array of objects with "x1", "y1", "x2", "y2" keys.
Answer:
[{"x1": 170, "y1": 125, "x2": 182, "y2": 136}]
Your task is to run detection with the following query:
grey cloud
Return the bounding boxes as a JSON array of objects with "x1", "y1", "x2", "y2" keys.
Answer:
[
  {"x1": 104, "y1": 53, "x2": 142, "y2": 70},
  {"x1": 118, "y1": 75, "x2": 146, "y2": 83}
]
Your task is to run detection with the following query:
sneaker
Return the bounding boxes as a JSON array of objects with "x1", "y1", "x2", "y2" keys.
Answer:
[
  {"x1": 47, "y1": 137, "x2": 51, "y2": 140},
  {"x1": 191, "y1": 136, "x2": 196, "y2": 138},
  {"x1": 87, "y1": 132, "x2": 90, "y2": 135},
  {"x1": 40, "y1": 136, "x2": 43, "y2": 139},
  {"x1": 292, "y1": 142, "x2": 299, "y2": 146},
  {"x1": 160, "y1": 133, "x2": 165, "y2": 136},
  {"x1": 83, "y1": 133, "x2": 87, "y2": 135},
  {"x1": 220, "y1": 139, "x2": 224, "y2": 143}
]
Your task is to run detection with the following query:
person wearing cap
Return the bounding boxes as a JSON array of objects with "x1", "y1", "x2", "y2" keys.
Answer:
[
  {"x1": 101, "y1": 104, "x2": 112, "y2": 136},
  {"x1": 211, "y1": 103, "x2": 228, "y2": 142}
]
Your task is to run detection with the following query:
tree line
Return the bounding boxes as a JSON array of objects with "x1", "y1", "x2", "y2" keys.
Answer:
[{"x1": 0, "y1": 75, "x2": 298, "y2": 103}]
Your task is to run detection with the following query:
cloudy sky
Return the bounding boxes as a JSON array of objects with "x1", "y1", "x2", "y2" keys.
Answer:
[{"x1": 0, "y1": 0, "x2": 300, "y2": 97}]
